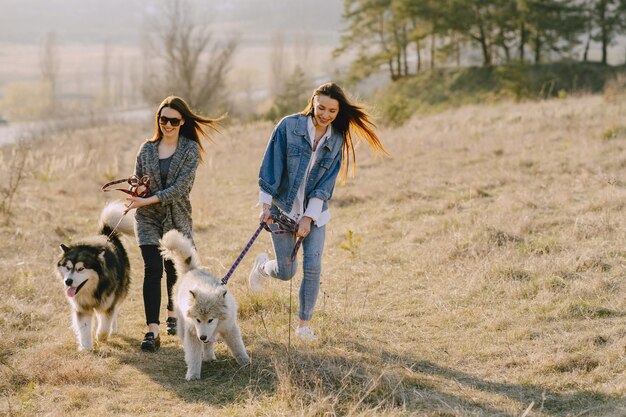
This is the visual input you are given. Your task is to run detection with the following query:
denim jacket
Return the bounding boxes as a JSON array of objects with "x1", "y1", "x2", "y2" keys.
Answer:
[{"x1": 259, "y1": 114, "x2": 343, "y2": 216}]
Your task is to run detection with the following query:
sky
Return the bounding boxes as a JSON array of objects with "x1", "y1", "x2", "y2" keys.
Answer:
[
  {"x1": 0, "y1": 0, "x2": 345, "y2": 46},
  {"x1": 0, "y1": 1, "x2": 349, "y2": 135},
  {"x1": 1, "y1": 0, "x2": 625, "y2": 108}
]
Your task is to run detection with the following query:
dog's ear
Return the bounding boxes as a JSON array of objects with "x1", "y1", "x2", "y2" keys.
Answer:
[
  {"x1": 59, "y1": 244, "x2": 69, "y2": 254},
  {"x1": 189, "y1": 290, "x2": 196, "y2": 299}
]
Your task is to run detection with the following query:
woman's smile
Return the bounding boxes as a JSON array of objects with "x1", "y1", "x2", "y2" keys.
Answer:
[
  {"x1": 159, "y1": 107, "x2": 184, "y2": 138},
  {"x1": 313, "y1": 95, "x2": 339, "y2": 127}
]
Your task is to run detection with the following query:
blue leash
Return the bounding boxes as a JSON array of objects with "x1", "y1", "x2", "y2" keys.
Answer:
[
  {"x1": 220, "y1": 215, "x2": 304, "y2": 285},
  {"x1": 221, "y1": 222, "x2": 267, "y2": 285}
]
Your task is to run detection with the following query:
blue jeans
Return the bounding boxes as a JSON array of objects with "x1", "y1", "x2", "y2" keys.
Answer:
[{"x1": 263, "y1": 224, "x2": 326, "y2": 321}]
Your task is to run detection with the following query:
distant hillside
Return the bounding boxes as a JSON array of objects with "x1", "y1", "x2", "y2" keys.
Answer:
[{"x1": 375, "y1": 62, "x2": 626, "y2": 126}]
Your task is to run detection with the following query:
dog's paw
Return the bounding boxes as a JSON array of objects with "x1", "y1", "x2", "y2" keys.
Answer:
[
  {"x1": 236, "y1": 355, "x2": 251, "y2": 366},
  {"x1": 96, "y1": 332, "x2": 109, "y2": 343},
  {"x1": 185, "y1": 372, "x2": 201, "y2": 381},
  {"x1": 78, "y1": 344, "x2": 94, "y2": 352},
  {"x1": 202, "y1": 353, "x2": 217, "y2": 362}
]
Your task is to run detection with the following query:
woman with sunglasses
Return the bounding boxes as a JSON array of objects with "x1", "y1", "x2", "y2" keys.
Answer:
[
  {"x1": 249, "y1": 82, "x2": 389, "y2": 341},
  {"x1": 125, "y1": 96, "x2": 221, "y2": 352}
]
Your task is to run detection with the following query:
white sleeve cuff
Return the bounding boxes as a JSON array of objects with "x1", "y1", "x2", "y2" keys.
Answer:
[
  {"x1": 303, "y1": 198, "x2": 323, "y2": 223},
  {"x1": 258, "y1": 190, "x2": 273, "y2": 206}
]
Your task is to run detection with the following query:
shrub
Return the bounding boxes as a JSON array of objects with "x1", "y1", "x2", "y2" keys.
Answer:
[{"x1": 0, "y1": 81, "x2": 54, "y2": 121}]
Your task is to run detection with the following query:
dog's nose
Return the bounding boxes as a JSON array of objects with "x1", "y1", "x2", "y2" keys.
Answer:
[
  {"x1": 199, "y1": 335, "x2": 207, "y2": 341},
  {"x1": 65, "y1": 279, "x2": 73, "y2": 286}
]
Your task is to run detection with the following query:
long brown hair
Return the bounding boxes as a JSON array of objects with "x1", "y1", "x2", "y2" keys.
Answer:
[
  {"x1": 301, "y1": 82, "x2": 389, "y2": 177},
  {"x1": 150, "y1": 96, "x2": 223, "y2": 163}
]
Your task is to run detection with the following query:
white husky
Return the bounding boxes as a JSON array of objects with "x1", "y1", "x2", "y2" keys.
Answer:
[{"x1": 160, "y1": 230, "x2": 250, "y2": 381}]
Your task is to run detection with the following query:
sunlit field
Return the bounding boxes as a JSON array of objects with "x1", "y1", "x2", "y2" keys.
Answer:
[{"x1": 0, "y1": 94, "x2": 624, "y2": 416}]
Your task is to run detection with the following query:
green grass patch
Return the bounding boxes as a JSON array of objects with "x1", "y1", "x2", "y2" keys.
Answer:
[
  {"x1": 562, "y1": 301, "x2": 621, "y2": 319},
  {"x1": 601, "y1": 126, "x2": 626, "y2": 140},
  {"x1": 517, "y1": 236, "x2": 561, "y2": 255},
  {"x1": 375, "y1": 62, "x2": 626, "y2": 125}
]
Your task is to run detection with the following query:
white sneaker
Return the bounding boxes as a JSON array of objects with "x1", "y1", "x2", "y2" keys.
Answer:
[
  {"x1": 295, "y1": 326, "x2": 318, "y2": 341},
  {"x1": 248, "y1": 253, "x2": 269, "y2": 293}
]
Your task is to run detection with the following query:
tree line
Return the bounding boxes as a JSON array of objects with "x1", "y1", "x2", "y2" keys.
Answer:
[{"x1": 335, "y1": 0, "x2": 626, "y2": 81}]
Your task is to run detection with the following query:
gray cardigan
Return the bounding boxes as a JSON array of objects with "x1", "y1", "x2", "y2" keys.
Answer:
[{"x1": 133, "y1": 136, "x2": 200, "y2": 246}]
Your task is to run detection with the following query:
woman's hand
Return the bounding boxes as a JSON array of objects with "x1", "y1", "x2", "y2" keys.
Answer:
[
  {"x1": 135, "y1": 184, "x2": 148, "y2": 196},
  {"x1": 259, "y1": 204, "x2": 272, "y2": 224},
  {"x1": 125, "y1": 196, "x2": 146, "y2": 213},
  {"x1": 297, "y1": 216, "x2": 312, "y2": 238},
  {"x1": 125, "y1": 195, "x2": 159, "y2": 213}
]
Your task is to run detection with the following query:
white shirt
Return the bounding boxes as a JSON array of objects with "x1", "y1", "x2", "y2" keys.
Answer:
[{"x1": 259, "y1": 116, "x2": 332, "y2": 227}]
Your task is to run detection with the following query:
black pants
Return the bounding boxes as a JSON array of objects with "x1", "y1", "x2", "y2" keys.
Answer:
[{"x1": 140, "y1": 245, "x2": 177, "y2": 326}]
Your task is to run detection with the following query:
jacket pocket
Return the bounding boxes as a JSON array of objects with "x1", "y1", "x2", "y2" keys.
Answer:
[
  {"x1": 287, "y1": 144, "x2": 302, "y2": 157},
  {"x1": 307, "y1": 157, "x2": 334, "y2": 186},
  {"x1": 319, "y1": 157, "x2": 333, "y2": 169},
  {"x1": 287, "y1": 144, "x2": 303, "y2": 173}
]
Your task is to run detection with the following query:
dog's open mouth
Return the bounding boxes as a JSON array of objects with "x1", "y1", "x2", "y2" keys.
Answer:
[{"x1": 66, "y1": 279, "x2": 88, "y2": 298}]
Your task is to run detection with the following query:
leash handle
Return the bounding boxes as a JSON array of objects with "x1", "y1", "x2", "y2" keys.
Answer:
[
  {"x1": 290, "y1": 237, "x2": 304, "y2": 262},
  {"x1": 269, "y1": 213, "x2": 303, "y2": 262},
  {"x1": 101, "y1": 175, "x2": 149, "y2": 242},
  {"x1": 102, "y1": 175, "x2": 151, "y2": 198}
]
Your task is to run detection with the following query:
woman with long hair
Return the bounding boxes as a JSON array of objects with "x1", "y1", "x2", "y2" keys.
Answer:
[
  {"x1": 126, "y1": 96, "x2": 221, "y2": 351},
  {"x1": 249, "y1": 82, "x2": 389, "y2": 340}
]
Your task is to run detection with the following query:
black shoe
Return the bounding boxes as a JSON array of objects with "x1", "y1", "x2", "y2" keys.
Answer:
[
  {"x1": 141, "y1": 332, "x2": 160, "y2": 352},
  {"x1": 166, "y1": 317, "x2": 177, "y2": 336}
]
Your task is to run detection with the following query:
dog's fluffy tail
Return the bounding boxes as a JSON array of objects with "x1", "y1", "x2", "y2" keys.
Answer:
[
  {"x1": 99, "y1": 201, "x2": 134, "y2": 237},
  {"x1": 160, "y1": 230, "x2": 200, "y2": 274}
]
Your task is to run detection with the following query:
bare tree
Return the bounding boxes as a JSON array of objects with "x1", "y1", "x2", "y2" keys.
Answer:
[
  {"x1": 269, "y1": 32, "x2": 287, "y2": 97},
  {"x1": 141, "y1": 0, "x2": 238, "y2": 113},
  {"x1": 266, "y1": 32, "x2": 314, "y2": 121},
  {"x1": 292, "y1": 32, "x2": 312, "y2": 74},
  {"x1": 266, "y1": 65, "x2": 310, "y2": 121},
  {"x1": 115, "y1": 54, "x2": 125, "y2": 107},
  {"x1": 0, "y1": 141, "x2": 29, "y2": 223},
  {"x1": 39, "y1": 31, "x2": 60, "y2": 111},
  {"x1": 101, "y1": 41, "x2": 112, "y2": 108},
  {"x1": 129, "y1": 56, "x2": 142, "y2": 106}
]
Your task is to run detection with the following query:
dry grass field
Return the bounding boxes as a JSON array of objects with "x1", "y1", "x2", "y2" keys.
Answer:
[{"x1": 0, "y1": 94, "x2": 624, "y2": 416}]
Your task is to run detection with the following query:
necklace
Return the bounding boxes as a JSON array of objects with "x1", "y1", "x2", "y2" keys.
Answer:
[
  {"x1": 313, "y1": 136, "x2": 322, "y2": 151},
  {"x1": 312, "y1": 117, "x2": 328, "y2": 151},
  {"x1": 313, "y1": 129, "x2": 326, "y2": 151}
]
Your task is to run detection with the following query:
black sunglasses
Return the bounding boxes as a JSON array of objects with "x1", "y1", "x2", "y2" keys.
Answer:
[{"x1": 159, "y1": 116, "x2": 182, "y2": 126}]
